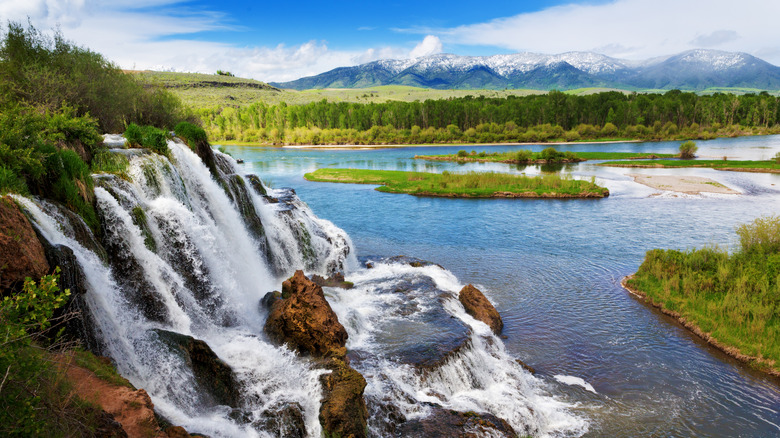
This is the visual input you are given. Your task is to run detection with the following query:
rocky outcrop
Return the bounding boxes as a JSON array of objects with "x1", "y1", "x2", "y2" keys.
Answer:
[
  {"x1": 458, "y1": 284, "x2": 503, "y2": 334},
  {"x1": 153, "y1": 329, "x2": 241, "y2": 408},
  {"x1": 64, "y1": 358, "x2": 192, "y2": 438},
  {"x1": 264, "y1": 270, "x2": 348, "y2": 358},
  {"x1": 263, "y1": 271, "x2": 367, "y2": 437},
  {"x1": 310, "y1": 272, "x2": 354, "y2": 289},
  {"x1": 0, "y1": 196, "x2": 49, "y2": 293},
  {"x1": 396, "y1": 407, "x2": 516, "y2": 438},
  {"x1": 319, "y1": 358, "x2": 368, "y2": 438}
]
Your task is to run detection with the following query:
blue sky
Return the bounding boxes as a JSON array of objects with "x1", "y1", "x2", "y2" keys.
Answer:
[{"x1": 1, "y1": 0, "x2": 779, "y2": 82}]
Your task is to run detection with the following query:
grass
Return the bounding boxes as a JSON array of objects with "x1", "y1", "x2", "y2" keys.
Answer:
[
  {"x1": 599, "y1": 159, "x2": 780, "y2": 172},
  {"x1": 133, "y1": 71, "x2": 780, "y2": 108},
  {"x1": 626, "y1": 216, "x2": 780, "y2": 375},
  {"x1": 304, "y1": 168, "x2": 609, "y2": 198},
  {"x1": 415, "y1": 149, "x2": 676, "y2": 164}
]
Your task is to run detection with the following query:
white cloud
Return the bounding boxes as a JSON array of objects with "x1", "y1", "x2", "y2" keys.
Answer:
[
  {"x1": 430, "y1": 0, "x2": 780, "y2": 64},
  {"x1": 410, "y1": 35, "x2": 443, "y2": 58},
  {"x1": 0, "y1": 1, "x2": 446, "y2": 82}
]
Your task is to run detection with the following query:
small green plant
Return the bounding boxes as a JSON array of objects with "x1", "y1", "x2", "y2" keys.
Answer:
[
  {"x1": 679, "y1": 140, "x2": 698, "y2": 159},
  {"x1": 774, "y1": 151, "x2": 780, "y2": 164},
  {"x1": 457, "y1": 150, "x2": 469, "y2": 158}
]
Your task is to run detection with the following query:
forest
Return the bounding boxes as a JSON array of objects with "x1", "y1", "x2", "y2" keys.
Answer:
[{"x1": 197, "y1": 90, "x2": 780, "y2": 145}]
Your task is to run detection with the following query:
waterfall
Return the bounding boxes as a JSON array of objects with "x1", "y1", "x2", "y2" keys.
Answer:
[{"x1": 12, "y1": 139, "x2": 586, "y2": 437}]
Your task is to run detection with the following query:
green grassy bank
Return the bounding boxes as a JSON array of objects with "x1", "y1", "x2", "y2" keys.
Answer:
[
  {"x1": 625, "y1": 216, "x2": 780, "y2": 375},
  {"x1": 304, "y1": 168, "x2": 609, "y2": 198},
  {"x1": 415, "y1": 148, "x2": 676, "y2": 164},
  {"x1": 600, "y1": 159, "x2": 780, "y2": 173}
]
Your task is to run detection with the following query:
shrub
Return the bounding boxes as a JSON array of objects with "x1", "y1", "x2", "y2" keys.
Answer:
[
  {"x1": 679, "y1": 140, "x2": 698, "y2": 159},
  {"x1": 736, "y1": 215, "x2": 780, "y2": 255},
  {"x1": 124, "y1": 123, "x2": 144, "y2": 146},
  {"x1": 0, "y1": 165, "x2": 28, "y2": 194},
  {"x1": 457, "y1": 150, "x2": 469, "y2": 158},
  {"x1": 514, "y1": 150, "x2": 533, "y2": 161},
  {"x1": 774, "y1": 151, "x2": 780, "y2": 164},
  {"x1": 124, "y1": 124, "x2": 169, "y2": 156},
  {"x1": 539, "y1": 147, "x2": 562, "y2": 161},
  {"x1": 174, "y1": 121, "x2": 208, "y2": 149}
]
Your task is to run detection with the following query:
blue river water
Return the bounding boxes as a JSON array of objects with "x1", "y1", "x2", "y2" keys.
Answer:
[{"x1": 222, "y1": 136, "x2": 780, "y2": 437}]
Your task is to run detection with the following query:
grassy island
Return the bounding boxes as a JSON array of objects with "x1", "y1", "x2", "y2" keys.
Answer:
[
  {"x1": 415, "y1": 148, "x2": 675, "y2": 164},
  {"x1": 624, "y1": 216, "x2": 780, "y2": 376},
  {"x1": 304, "y1": 168, "x2": 609, "y2": 198},
  {"x1": 600, "y1": 159, "x2": 780, "y2": 173}
]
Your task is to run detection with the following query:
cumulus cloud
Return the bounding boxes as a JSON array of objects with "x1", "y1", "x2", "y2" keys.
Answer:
[
  {"x1": 424, "y1": 0, "x2": 780, "y2": 63},
  {"x1": 0, "y1": 1, "x2": 445, "y2": 82},
  {"x1": 410, "y1": 35, "x2": 443, "y2": 58}
]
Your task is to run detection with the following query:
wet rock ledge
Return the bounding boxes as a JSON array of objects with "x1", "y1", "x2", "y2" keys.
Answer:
[{"x1": 263, "y1": 270, "x2": 368, "y2": 438}]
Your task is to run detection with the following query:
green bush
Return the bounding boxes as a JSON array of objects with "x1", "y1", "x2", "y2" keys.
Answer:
[
  {"x1": 736, "y1": 215, "x2": 780, "y2": 255},
  {"x1": 0, "y1": 21, "x2": 188, "y2": 132},
  {"x1": 124, "y1": 123, "x2": 143, "y2": 146},
  {"x1": 0, "y1": 165, "x2": 28, "y2": 194},
  {"x1": 514, "y1": 150, "x2": 533, "y2": 161},
  {"x1": 0, "y1": 270, "x2": 116, "y2": 436},
  {"x1": 457, "y1": 149, "x2": 469, "y2": 158},
  {"x1": 679, "y1": 140, "x2": 698, "y2": 159},
  {"x1": 174, "y1": 121, "x2": 208, "y2": 149},
  {"x1": 124, "y1": 124, "x2": 170, "y2": 156},
  {"x1": 539, "y1": 147, "x2": 562, "y2": 161}
]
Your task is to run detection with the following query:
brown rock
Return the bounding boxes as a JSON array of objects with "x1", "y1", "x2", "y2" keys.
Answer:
[
  {"x1": 264, "y1": 270, "x2": 348, "y2": 358},
  {"x1": 319, "y1": 358, "x2": 368, "y2": 438},
  {"x1": 310, "y1": 272, "x2": 354, "y2": 289},
  {"x1": 397, "y1": 407, "x2": 516, "y2": 438},
  {"x1": 0, "y1": 196, "x2": 49, "y2": 293},
  {"x1": 458, "y1": 284, "x2": 503, "y2": 334}
]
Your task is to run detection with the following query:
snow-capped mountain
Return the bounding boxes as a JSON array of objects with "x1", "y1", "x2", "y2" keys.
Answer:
[{"x1": 270, "y1": 49, "x2": 780, "y2": 91}]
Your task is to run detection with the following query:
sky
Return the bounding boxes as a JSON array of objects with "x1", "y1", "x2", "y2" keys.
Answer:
[{"x1": 1, "y1": 0, "x2": 779, "y2": 83}]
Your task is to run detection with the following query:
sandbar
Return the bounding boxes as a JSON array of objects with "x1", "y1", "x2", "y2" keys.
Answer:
[{"x1": 628, "y1": 174, "x2": 739, "y2": 195}]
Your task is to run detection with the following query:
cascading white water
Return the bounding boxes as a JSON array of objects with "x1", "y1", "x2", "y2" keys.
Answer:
[
  {"x1": 13, "y1": 139, "x2": 587, "y2": 437},
  {"x1": 325, "y1": 260, "x2": 589, "y2": 437}
]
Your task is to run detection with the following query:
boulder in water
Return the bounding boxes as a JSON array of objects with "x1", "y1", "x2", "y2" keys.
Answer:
[
  {"x1": 252, "y1": 402, "x2": 307, "y2": 438},
  {"x1": 153, "y1": 329, "x2": 241, "y2": 408},
  {"x1": 310, "y1": 272, "x2": 354, "y2": 289},
  {"x1": 458, "y1": 284, "x2": 503, "y2": 335},
  {"x1": 0, "y1": 196, "x2": 49, "y2": 293},
  {"x1": 264, "y1": 270, "x2": 348, "y2": 359},
  {"x1": 319, "y1": 358, "x2": 368, "y2": 438},
  {"x1": 396, "y1": 407, "x2": 516, "y2": 437}
]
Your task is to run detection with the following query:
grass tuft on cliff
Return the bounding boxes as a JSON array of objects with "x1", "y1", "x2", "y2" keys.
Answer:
[
  {"x1": 626, "y1": 216, "x2": 780, "y2": 375},
  {"x1": 304, "y1": 168, "x2": 609, "y2": 198}
]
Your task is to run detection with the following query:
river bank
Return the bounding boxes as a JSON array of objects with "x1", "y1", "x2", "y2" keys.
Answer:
[{"x1": 621, "y1": 276, "x2": 779, "y2": 377}]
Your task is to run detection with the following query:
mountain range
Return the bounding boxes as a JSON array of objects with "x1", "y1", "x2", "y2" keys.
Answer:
[{"x1": 270, "y1": 49, "x2": 780, "y2": 91}]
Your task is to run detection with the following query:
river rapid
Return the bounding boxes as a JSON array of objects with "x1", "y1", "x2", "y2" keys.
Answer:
[{"x1": 224, "y1": 135, "x2": 780, "y2": 437}]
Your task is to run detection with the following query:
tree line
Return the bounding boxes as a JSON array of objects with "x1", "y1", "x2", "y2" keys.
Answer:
[{"x1": 197, "y1": 90, "x2": 780, "y2": 145}]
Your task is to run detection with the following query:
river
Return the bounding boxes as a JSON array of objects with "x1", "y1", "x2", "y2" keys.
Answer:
[{"x1": 223, "y1": 135, "x2": 780, "y2": 436}]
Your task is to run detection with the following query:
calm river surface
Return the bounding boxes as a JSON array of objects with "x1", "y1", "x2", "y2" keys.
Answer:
[{"x1": 223, "y1": 136, "x2": 780, "y2": 437}]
